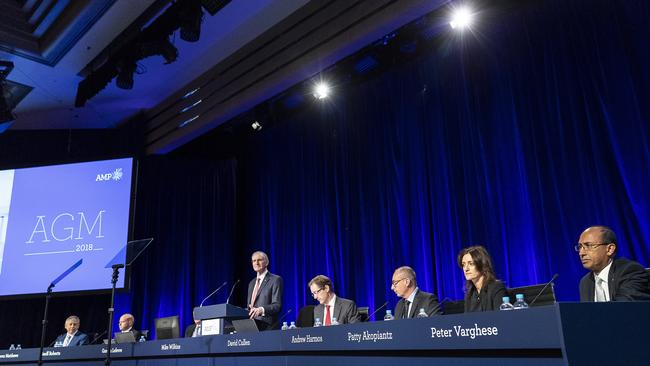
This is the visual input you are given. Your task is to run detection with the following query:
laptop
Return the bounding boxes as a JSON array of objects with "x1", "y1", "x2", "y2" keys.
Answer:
[
  {"x1": 114, "y1": 332, "x2": 137, "y2": 343},
  {"x1": 232, "y1": 319, "x2": 260, "y2": 333}
]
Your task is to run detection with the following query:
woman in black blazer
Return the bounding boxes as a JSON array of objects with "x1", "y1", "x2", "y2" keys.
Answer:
[{"x1": 458, "y1": 246, "x2": 506, "y2": 312}]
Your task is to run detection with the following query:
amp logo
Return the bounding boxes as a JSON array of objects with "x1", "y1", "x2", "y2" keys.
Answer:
[{"x1": 96, "y1": 168, "x2": 124, "y2": 182}]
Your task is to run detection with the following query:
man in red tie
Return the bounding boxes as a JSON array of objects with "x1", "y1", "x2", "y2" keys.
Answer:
[
  {"x1": 247, "y1": 251, "x2": 284, "y2": 330},
  {"x1": 308, "y1": 275, "x2": 360, "y2": 326}
]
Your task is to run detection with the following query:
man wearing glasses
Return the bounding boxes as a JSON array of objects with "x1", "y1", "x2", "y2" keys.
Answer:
[
  {"x1": 308, "y1": 275, "x2": 360, "y2": 325},
  {"x1": 577, "y1": 226, "x2": 650, "y2": 302},
  {"x1": 391, "y1": 266, "x2": 442, "y2": 318}
]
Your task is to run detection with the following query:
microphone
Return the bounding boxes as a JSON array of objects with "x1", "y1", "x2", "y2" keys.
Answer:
[
  {"x1": 529, "y1": 273, "x2": 558, "y2": 306},
  {"x1": 270, "y1": 308, "x2": 293, "y2": 329},
  {"x1": 226, "y1": 279, "x2": 240, "y2": 305},
  {"x1": 367, "y1": 301, "x2": 388, "y2": 321},
  {"x1": 91, "y1": 330, "x2": 107, "y2": 344},
  {"x1": 200, "y1": 281, "x2": 228, "y2": 307}
]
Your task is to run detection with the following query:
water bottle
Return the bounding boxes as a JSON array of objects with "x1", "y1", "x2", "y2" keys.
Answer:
[
  {"x1": 499, "y1": 296, "x2": 514, "y2": 311},
  {"x1": 330, "y1": 317, "x2": 339, "y2": 326},
  {"x1": 288, "y1": 321, "x2": 297, "y2": 329},
  {"x1": 138, "y1": 335, "x2": 146, "y2": 342},
  {"x1": 513, "y1": 294, "x2": 529, "y2": 310},
  {"x1": 416, "y1": 308, "x2": 428, "y2": 318},
  {"x1": 9, "y1": 344, "x2": 15, "y2": 350},
  {"x1": 281, "y1": 321, "x2": 289, "y2": 330},
  {"x1": 314, "y1": 317, "x2": 322, "y2": 327},
  {"x1": 383, "y1": 310, "x2": 394, "y2": 321},
  {"x1": 16, "y1": 344, "x2": 21, "y2": 350}
]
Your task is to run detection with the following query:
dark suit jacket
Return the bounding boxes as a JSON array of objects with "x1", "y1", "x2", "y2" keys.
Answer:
[
  {"x1": 55, "y1": 331, "x2": 89, "y2": 346},
  {"x1": 579, "y1": 257, "x2": 650, "y2": 302},
  {"x1": 184, "y1": 323, "x2": 198, "y2": 338},
  {"x1": 463, "y1": 280, "x2": 507, "y2": 312},
  {"x1": 395, "y1": 289, "x2": 442, "y2": 318},
  {"x1": 313, "y1": 296, "x2": 360, "y2": 325},
  {"x1": 247, "y1": 272, "x2": 283, "y2": 329}
]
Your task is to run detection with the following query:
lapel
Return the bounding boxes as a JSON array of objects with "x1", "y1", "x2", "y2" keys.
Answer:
[
  {"x1": 586, "y1": 275, "x2": 596, "y2": 302},
  {"x1": 607, "y1": 259, "x2": 617, "y2": 300},
  {"x1": 333, "y1": 298, "x2": 343, "y2": 320}
]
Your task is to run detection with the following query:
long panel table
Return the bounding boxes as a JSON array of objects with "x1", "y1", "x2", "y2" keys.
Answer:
[{"x1": 1, "y1": 302, "x2": 648, "y2": 366}]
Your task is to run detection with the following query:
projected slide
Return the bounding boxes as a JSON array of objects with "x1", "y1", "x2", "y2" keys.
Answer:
[{"x1": 0, "y1": 158, "x2": 133, "y2": 297}]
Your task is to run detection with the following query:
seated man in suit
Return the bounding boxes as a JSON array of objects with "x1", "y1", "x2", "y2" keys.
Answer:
[
  {"x1": 577, "y1": 226, "x2": 650, "y2": 302},
  {"x1": 184, "y1": 313, "x2": 202, "y2": 338},
  {"x1": 118, "y1": 313, "x2": 141, "y2": 340},
  {"x1": 54, "y1": 315, "x2": 89, "y2": 347},
  {"x1": 308, "y1": 275, "x2": 360, "y2": 325},
  {"x1": 247, "y1": 251, "x2": 283, "y2": 330},
  {"x1": 391, "y1": 266, "x2": 442, "y2": 318}
]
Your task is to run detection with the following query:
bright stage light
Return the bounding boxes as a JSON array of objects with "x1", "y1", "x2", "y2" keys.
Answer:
[
  {"x1": 450, "y1": 7, "x2": 474, "y2": 30},
  {"x1": 313, "y1": 82, "x2": 331, "y2": 100}
]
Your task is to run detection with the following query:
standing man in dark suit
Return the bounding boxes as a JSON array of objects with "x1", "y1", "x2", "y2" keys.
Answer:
[
  {"x1": 247, "y1": 251, "x2": 283, "y2": 330},
  {"x1": 391, "y1": 266, "x2": 442, "y2": 318},
  {"x1": 577, "y1": 226, "x2": 650, "y2": 302},
  {"x1": 54, "y1": 315, "x2": 89, "y2": 347},
  {"x1": 118, "y1": 313, "x2": 141, "y2": 340},
  {"x1": 308, "y1": 275, "x2": 360, "y2": 325}
]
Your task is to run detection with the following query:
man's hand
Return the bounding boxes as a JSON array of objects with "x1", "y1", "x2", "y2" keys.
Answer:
[{"x1": 249, "y1": 306, "x2": 264, "y2": 318}]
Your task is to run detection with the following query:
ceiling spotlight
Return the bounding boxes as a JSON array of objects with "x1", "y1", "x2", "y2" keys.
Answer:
[
  {"x1": 251, "y1": 121, "x2": 263, "y2": 131},
  {"x1": 313, "y1": 82, "x2": 331, "y2": 100},
  {"x1": 450, "y1": 7, "x2": 474, "y2": 30}
]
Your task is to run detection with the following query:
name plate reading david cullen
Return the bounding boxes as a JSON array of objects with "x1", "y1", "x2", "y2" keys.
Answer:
[
  {"x1": 431, "y1": 323, "x2": 499, "y2": 340},
  {"x1": 227, "y1": 339, "x2": 251, "y2": 347}
]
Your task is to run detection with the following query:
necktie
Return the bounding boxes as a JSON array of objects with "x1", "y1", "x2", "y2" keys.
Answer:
[
  {"x1": 324, "y1": 305, "x2": 331, "y2": 326},
  {"x1": 192, "y1": 324, "x2": 201, "y2": 337},
  {"x1": 403, "y1": 300, "x2": 411, "y2": 319},
  {"x1": 250, "y1": 278, "x2": 261, "y2": 308},
  {"x1": 595, "y1": 277, "x2": 608, "y2": 302},
  {"x1": 63, "y1": 334, "x2": 72, "y2": 347}
]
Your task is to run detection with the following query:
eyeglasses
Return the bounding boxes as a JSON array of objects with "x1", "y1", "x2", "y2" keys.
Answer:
[
  {"x1": 574, "y1": 242, "x2": 610, "y2": 252},
  {"x1": 391, "y1": 278, "x2": 407, "y2": 287},
  {"x1": 311, "y1": 288, "x2": 324, "y2": 297}
]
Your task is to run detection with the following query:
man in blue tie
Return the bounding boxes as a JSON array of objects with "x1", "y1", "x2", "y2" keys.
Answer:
[{"x1": 53, "y1": 316, "x2": 89, "y2": 347}]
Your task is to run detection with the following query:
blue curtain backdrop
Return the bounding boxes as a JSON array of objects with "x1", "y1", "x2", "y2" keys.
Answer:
[
  {"x1": 114, "y1": 157, "x2": 238, "y2": 336},
  {"x1": 238, "y1": 0, "x2": 650, "y2": 318}
]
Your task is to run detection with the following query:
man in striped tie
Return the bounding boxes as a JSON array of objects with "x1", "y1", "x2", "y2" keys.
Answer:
[{"x1": 247, "y1": 251, "x2": 284, "y2": 330}]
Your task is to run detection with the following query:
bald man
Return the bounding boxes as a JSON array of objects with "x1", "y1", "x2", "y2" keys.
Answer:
[
  {"x1": 118, "y1": 313, "x2": 141, "y2": 340},
  {"x1": 577, "y1": 226, "x2": 650, "y2": 302}
]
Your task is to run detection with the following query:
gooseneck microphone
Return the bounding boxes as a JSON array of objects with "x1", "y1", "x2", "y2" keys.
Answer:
[
  {"x1": 367, "y1": 301, "x2": 389, "y2": 320},
  {"x1": 200, "y1": 281, "x2": 228, "y2": 307},
  {"x1": 91, "y1": 330, "x2": 108, "y2": 344},
  {"x1": 270, "y1": 308, "x2": 293, "y2": 329},
  {"x1": 226, "y1": 279, "x2": 240, "y2": 305},
  {"x1": 529, "y1": 273, "x2": 558, "y2": 306}
]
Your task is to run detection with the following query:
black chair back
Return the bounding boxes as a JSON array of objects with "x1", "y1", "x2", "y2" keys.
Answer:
[
  {"x1": 443, "y1": 300, "x2": 465, "y2": 315},
  {"x1": 507, "y1": 283, "x2": 556, "y2": 306},
  {"x1": 357, "y1": 306, "x2": 369, "y2": 322},
  {"x1": 297, "y1": 305, "x2": 315, "y2": 327}
]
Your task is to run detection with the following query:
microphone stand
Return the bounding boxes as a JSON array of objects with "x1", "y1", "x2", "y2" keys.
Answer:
[
  {"x1": 37, "y1": 283, "x2": 54, "y2": 366},
  {"x1": 105, "y1": 264, "x2": 123, "y2": 366}
]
